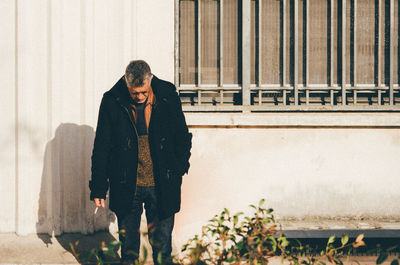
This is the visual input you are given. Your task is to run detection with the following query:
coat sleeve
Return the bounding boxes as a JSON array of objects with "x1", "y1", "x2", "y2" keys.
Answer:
[
  {"x1": 89, "y1": 95, "x2": 112, "y2": 200},
  {"x1": 171, "y1": 90, "x2": 192, "y2": 176}
]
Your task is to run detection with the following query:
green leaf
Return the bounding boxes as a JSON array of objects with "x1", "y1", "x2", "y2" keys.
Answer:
[
  {"x1": 80, "y1": 251, "x2": 92, "y2": 262},
  {"x1": 157, "y1": 252, "x2": 163, "y2": 265},
  {"x1": 209, "y1": 217, "x2": 218, "y2": 223},
  {"x1": 376, "y1": 252, "x2": 389, "y2": 264},
  {"x1": 236, "y1": 241, "x2": 244, "y2": 249},
  {"x1": 318, "y1": 261, "x2": 326, "y2": 265},
  {"x1": 258, "y1": 199, "x2": 265, "y2": 207},
  {"x1": 334, "y1": 258, "x2": 343, "y2": 265},
  {"x1": 181, "y1": 243, "x2": 188, "y2": 251},
  {"x1": 142, "y1": 245, "x2": 148, "y2": 260},
  {"x1": 108, "y1": 240, "x2": 120, "y2": 248},
  {"x1": 233, "y1": 215, "x2": 238, "y2": 225},
  {"x1": 281, "y1": 238, "x2": 289, "y2": 248},
  {"x1": 341, "y1": 235, "x2": 349, "y2": 246},
  {"x1": 328, "y1": 235, "x2": 336, "y2": 244},
  {"x1": 107, "y1": 248, "x2": 116, "y2": 257},
  {"x1": 224, "y1": 207, "x2": 230, "y2": 216},
  {"x1": 391, "y1": 260, "x2": 399, "y2": 265},
  {"x1": 387, "y1": 245, "x2": 399, "y2": 252}
]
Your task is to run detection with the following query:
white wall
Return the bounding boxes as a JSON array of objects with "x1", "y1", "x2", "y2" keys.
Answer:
[
  {"x1": 0, "y1": 0, "x2": 175, "y2": 235},
  {"x1": 0, "y1": 0, "x2": 399, "y2": 257},
  {"x1": 174, "y1": 113, "x2": 400, "y2": 247}
]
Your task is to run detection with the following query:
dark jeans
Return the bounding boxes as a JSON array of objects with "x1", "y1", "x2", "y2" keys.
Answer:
[{"x1": 117, "y1": 186, "x2": 175, "y2": 264}]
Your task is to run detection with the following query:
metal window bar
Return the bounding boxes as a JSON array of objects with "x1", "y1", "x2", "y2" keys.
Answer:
[
  {"x1": 176, "y1": 0, "x2": 400, "y2": 111},
  {"x1": 353, "y1": 0, "x2": 357, "y2": 89},
  {"x1": 257, "y1": 0, "x2": 262, "y2": 88},
  {"x1": 378, "y1": 0, "x2": 382, "y2": 105},
  {"x1": 330, "y1": 0, "x2": 335, "y2": 105},
  {"x1": 294, "y1": 0, "x2": 299, "y2": 105},
  {"x1": 389, "y1": 0, "x2": 394, "y2": 105},
  {"x1": 175, "y1": 0, "x2": 180, "y2": 88},
  {"x1": 341, "y1": 0, "x2": 347, "y2": 105},
  {"x1": 283, "y1": 0, "x2": 287, "y2": 105},
  {"x1": 196, "y1": 0, "x2": 201, "y2": 88},
  {"x1": 218, "y1": 0, "x2": 223, "y2": 87},
  {"x1": 305, "y1": 0, "x2": 310, "y2": 105}
]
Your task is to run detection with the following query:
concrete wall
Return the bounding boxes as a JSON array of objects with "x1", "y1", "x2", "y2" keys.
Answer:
[
  {"x1": 174, "y1": 113, "x2": 400, "y2": 247},
  {"x1": 0, "y1": 0, "x2": 399, "y2": 256}
]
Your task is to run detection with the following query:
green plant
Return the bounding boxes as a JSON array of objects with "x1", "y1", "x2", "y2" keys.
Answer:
[
  {"x1": 70, "y1": 238, "x2": 121, "y2": 265},
  {"x1": 73, "y1": 228, "x2": 166, "y2": 265},
  {"x1": 180, "y1": 199, "x2": 369, "y2": 265},
  {"x1": 77, "y1": 199, "x2": 399, "y2": 265}
]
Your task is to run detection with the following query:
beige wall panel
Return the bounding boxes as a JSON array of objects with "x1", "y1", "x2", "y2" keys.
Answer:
[
  {"x1": 298, "y1": 0, "x2": 304, "y2": 85},
  {"x1": 200, "y1": 0, "x2": 218, "y2": 84},
  {"x1": 356, "y1": 0, "x2": 375, "y2": 84},
  {"x1": 333, "y1": 0, "x2": 339, "y2": 85},
  {"x1": 136, "y1": 0, "x2": 175, "y2": 82},
  {"x1": 382, "y1": 0, "x2": 388, "y2": 87},
  {"x1": 380, "y1": 0, "x2": 385, "y2": 86},
  {"x1": 0, "y1": 0, "x2": 16, "y2": 233},
  {"x1": 107, "y1": 0, "x2": 126, "y2": 80},
  {"x1": 179, "y1": 1, "x2": 196, "y2": 84},
  {"x1": 93, "y1": 0, "x2": 113, "y2": 93},
  {"x1": 346, "y1": 0, "x2": 351, "y2": 85},
  {"x1": 223, "y1": 0, "x2": 238, "y2": 84},
  {"x1": 309, "y1": 0, "x2": 328, "y2": 84},
  {"x1": 251, "y1": 0, "x2": 256, "y2": 84},
  {"x1": 286, "y1": 0, "x2": 291, "y2": 85},
  {"x1": 262, "y1": 0, "x2": 280, "y2": 84},
  {"x1": 16, "y1": 0, "x2": 49, "y2": 235},
  {"x1": 62, "y1": 0, "x2": 87, "y2": 234}
]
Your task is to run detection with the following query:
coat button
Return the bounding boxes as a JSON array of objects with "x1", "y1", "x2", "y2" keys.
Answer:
[{"x1": 160, "y1": 137, "x2": 166, "y2": 150}]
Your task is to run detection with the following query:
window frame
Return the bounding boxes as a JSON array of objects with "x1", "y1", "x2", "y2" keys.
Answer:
[{"x1": 175, "y1": 0, "x2": 400, "y2": 112}]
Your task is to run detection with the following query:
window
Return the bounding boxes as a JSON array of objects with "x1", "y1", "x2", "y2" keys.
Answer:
[{"x1": 175, "y1": 0, "x2": 400, "y2": 111}]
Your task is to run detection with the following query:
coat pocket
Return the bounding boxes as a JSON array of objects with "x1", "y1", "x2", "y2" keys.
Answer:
[{"x1": 166, "y1": 168, "x2": 182, "y2": 186}]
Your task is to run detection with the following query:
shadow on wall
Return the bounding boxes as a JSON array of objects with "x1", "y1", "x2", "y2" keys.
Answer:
[{"x1": 35, "y1": 123, "x2": 119, "y2": 262}]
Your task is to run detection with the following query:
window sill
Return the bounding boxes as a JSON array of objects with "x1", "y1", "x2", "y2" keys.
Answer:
[{"x1": 184, "y1": 112, "x2": 400, "y2": 127}]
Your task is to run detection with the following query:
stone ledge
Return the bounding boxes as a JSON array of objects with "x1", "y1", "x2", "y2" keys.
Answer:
[{"x1": 185, "y1": 112, "x2": 400, "y2": 127}]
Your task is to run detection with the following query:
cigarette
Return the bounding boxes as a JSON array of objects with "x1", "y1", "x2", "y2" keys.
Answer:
[{"x1": 94, "y1": 207, "x2": 99, "y2": 214}]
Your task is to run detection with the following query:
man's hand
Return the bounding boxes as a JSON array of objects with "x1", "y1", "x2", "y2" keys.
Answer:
[{"x1": 94, "y1": 198, "x2": 105, "y2": 208}]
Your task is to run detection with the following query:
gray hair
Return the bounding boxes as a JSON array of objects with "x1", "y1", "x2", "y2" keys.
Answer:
[{"x1": 125, "y1": 60, "x2": 152, "y2": 87}]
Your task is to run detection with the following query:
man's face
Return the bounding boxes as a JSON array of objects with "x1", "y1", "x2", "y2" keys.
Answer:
[{"x1": 126, "y1": 77, "x2": 152, "y2": 104}]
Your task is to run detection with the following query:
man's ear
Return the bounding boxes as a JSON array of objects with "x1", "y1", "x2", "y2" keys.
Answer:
[{"x1": 123, "y1": 76, "x2": 129, "y2": 88}]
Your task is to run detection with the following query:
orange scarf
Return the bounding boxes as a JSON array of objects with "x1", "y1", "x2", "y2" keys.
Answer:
[{"x1": 130, "y1": 86, "x2": 155, "y2": 132}]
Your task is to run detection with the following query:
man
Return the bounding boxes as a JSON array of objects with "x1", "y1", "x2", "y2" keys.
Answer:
[{"x1": 89, "y1": 60, "x2": 192, "y2": 264}]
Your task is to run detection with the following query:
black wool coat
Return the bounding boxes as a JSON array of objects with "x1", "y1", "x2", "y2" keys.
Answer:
[{"x1": 89, "y1": 75, "x2": 192, "y2": 219}]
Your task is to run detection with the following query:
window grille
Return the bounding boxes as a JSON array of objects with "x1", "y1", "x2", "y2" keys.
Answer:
[{"x1": 175, "y1": 0, "x2": 400, "y2": 112}]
